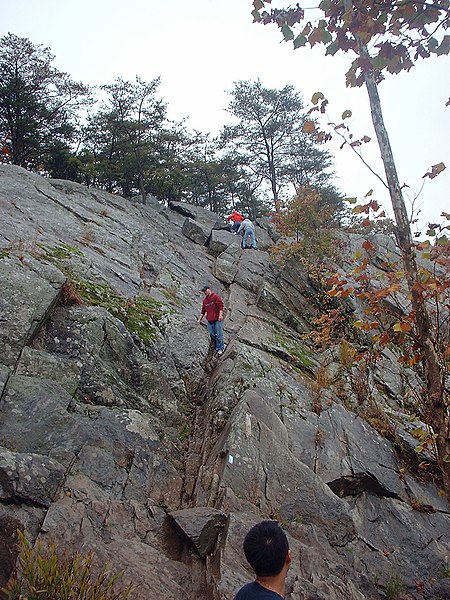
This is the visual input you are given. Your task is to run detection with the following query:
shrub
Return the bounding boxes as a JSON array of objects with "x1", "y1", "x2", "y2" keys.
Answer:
[
  {"x1": 2, "y1": 530, "x2": 133, "y2": 600},
  {"x1": 385, "y1": 574, "x2": 405, "y2": 600}
]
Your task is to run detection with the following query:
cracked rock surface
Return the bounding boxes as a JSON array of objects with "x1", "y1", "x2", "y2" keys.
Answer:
[{"x1": 0, "y1": 165, "x2": 449, "y2": 599}]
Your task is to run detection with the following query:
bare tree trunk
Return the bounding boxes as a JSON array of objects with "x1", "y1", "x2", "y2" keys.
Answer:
[
  {"x1": 137, "y1": 155, "x2": 145, "y2": 203},
  {"x1": 358, "y1": 43, "x2": 450, "y2": 498}
]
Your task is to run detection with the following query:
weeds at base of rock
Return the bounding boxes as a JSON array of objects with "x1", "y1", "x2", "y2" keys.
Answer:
[
  {"x1": 385, "y1": 574, "x2": 405, "y2": 600},
  {"x1": 2, "y1": 530, "x2": 134, "y2": 600},
  {"x1": 359, "y1": 402, "x2": 397, "y2": 442},
  {"x1": 409, "y1": 497, "x2": 436, "y2": 513},
  {"x1": 60, "y1": 281, "x2": 83, "y2": 305}
]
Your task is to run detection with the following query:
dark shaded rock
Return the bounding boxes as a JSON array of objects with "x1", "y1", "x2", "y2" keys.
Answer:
[
  {"x1": 0, "y1": 512, "x2": 22, "y2": 589},
  {"x1": 182, "y1": 217, "x2": 211, "y2": 245},
  {"x1": 16, "y1": 346, "x2": 81, "y2": 396},
  {"x1": 0, "y1": 256, "x2": 65, "y2": 367},
  {"x1": 0, "y1": 364, "x2": 10, "y2": 397},
  {"x1": 255, "y1": 216, "x2": 280, "y2": 243},
  {"x1": 234, "y1": 250, "x2": 270, "y2": 294},
  {"x1": 213, "y1": 254, "x2": 239, "y2": 284},
  {"x1": 0, "y1": 448, "x2": 65, "y2": 507},
  {"x1": 169, "y1": 507, "x2": 228, "y2": 557},
  {"x1": 208, "y1": 229, "x2": 238, "y2": 257},
  {"x1": 252, "y1": 223, "x2": 275, "y2": 251}
]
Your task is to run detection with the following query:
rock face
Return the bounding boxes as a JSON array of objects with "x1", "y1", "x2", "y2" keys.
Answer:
[{"x1": 0, "y1": 164, "x2": 449, "y2": 600}]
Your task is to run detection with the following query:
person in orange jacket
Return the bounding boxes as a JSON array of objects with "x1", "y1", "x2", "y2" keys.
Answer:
[{"x1": 225, "y1": 210, "x2": 244, "y2": 233}]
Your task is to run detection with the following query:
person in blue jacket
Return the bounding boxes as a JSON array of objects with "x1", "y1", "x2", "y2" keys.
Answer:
[{"x1": 233, "y1": 521, "x2": 291, "y2": 599}]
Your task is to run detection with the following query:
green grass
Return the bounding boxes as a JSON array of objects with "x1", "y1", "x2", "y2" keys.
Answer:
[
  {"x1": 40, "y1": 242, "x2": 84, "y2": 260},
  {"x1": 385, "y1": 574, "x2": 405, "y2": 600},
  {"x1": 2, "y1": 530, "x2": 133, "y2": 599},
  {"x1": 38, "y1": 244, "x2": 171, "y2": 346},
  {"x1": 74, "y1": 280, "x2": 169, "y2": 345},
  {"x1": 272, "y1": 333, "x2": 315, "y2": 368}
]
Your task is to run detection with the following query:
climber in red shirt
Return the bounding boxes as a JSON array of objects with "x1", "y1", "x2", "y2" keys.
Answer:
[
  {"x1": 225, "y1": 211, "x2": 244, "y2": 233},
  {"x1": 197, "y1": 285, "x2": 225, "y2": 355}
]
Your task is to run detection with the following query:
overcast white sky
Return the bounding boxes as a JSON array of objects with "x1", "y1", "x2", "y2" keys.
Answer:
[{"x1": 2, "y1": 0, "x2": 449, "y2": 232}]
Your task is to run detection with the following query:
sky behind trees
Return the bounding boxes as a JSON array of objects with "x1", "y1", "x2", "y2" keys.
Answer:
[{"x1": 2, "y1": 0, "x2": 449, "y2": 231}]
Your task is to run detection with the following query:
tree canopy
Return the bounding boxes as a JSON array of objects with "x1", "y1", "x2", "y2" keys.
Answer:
[
  {"x1": 221, "y1": 79, "x2": 342, "y2": 212},
  {"x1": 253, "y1": 0, "x2": 450, "y2": 86},
  {"x1": 0, "y1": 32, "x2": 345, "y2": 220},
  {"x1": 0, "y1": 33, "x2": 88, "y2": 168}
]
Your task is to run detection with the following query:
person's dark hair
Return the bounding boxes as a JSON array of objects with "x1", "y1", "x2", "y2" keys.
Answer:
[{"x1": 243, "y1": 521, "x2": 289, "y2": 577}]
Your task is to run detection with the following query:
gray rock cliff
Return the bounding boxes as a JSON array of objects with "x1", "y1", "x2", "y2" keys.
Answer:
[{"x1": 0, "y1": 164, "x2": 449, "y2": 600}]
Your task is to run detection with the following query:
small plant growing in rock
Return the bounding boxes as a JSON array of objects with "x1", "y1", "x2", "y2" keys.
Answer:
[
  {"x1": 311, "y1": 398, "x2": 323, "y2": 416},
  {"x1": 360, "y1": 402, "x2": 397, "y2": 442},
  {"x1": 60, "y1": 281, "x2": 83, "y2": 306},
  {"x1": 309, "y1": 365, "x2": 331, "y2": 416},
  {"x1": 409, "y1": 497, "x2": 436, "y2": 513},
  {"x1": 338, "y1": 340, "x2": 356, "y2": 369},
  {"x1": 315, "y1": 428, "x2": 324, "y2": 448},
  {"x1": 164, "y1": 285, "x2": 179, "y2": 302},
  {"x1": 2, "y1": 530, "x2": 133, "y2": 599},
  {"x1": 305, "y1": 307, "x2": 348, "y2": 349},
  {"x1": 178, "y1": 422, "x2": 191, "y2": 441},
  {"x1": 81, "y1": 226, "x2": 94, "y2": 245},
  {"x1": 385, "y1": 573, "x2": 405, "y2": 600},
  {"x1": 352, "y1": 362, "x2": 370, "y2": 406}
]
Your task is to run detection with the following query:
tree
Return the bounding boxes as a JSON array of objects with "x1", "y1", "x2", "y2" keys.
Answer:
[
  {"x1": 145, "y1": 122, "x2": 194, "y2": 202},
  {"x1": 222, "y1": 79, "x2": 337, "y2": 210},
  {"x1": 252, "y1": 0, "x2": 450, "y2": 498},
  {"x1": 82, "y1": 77, "x2": 166, "y2": 201},
  {"x1": 0, "y1": 33, "x2": 88, "y2": 169},
  {"x1": 272, "y1": 185, "x2": 340, "y2": 263}
]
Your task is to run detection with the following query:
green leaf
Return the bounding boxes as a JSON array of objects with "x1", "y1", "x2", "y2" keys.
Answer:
[
  {"x1": 426, "y1": 229, "x2": 436, "y2": 237},
  {"x1": 253, "y1": 0, "x2": 264, "y2": 10},
  {"x1": 371, "y1": 55, "x2": 387, "y2": 70},
  {"x1": 251, "y1": 9, "x2": 261, "y2": 22},
  {"x1": 342, "y1": 109, "x2": 352, "y2": 119},
  {"x1": 322, "y1": 30, "x2": 333, "y2": 44},
  {"x1": 325, "y1": 40, "x2": 339, "y2": 56},
  {"x1": 345, "y1": 197, "x2": 357, "y2": 204},
  {"x1": 428, "y1": 37, "x2": 439, "y2": 50},
  {"x1": 294, "y1": 34, "x2": 307, "y2": 49},
  {"x1": 437, "y1": 35, "x2": 450, "y2": 56},
  {"x1": 437, "y1": 235, "x2": 449, "y2": 245},
  {"x1": 281, "y1": 24, "x2": 294, "y2": 41},
  {"x1": 311, "y1": 91, "x2": 325, "y2": 105},
  {"x1": 319, "y1": 0, "x2": 332, "y2": 10}
]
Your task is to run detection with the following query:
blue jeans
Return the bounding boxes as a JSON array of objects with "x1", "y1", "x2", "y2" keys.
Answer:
[
  {"x1": 207, "y1": 320, "x2": 224, "y2": 352},
  {"x1": 242, "y1": 228, "x2": 256, "y2": 249}
]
